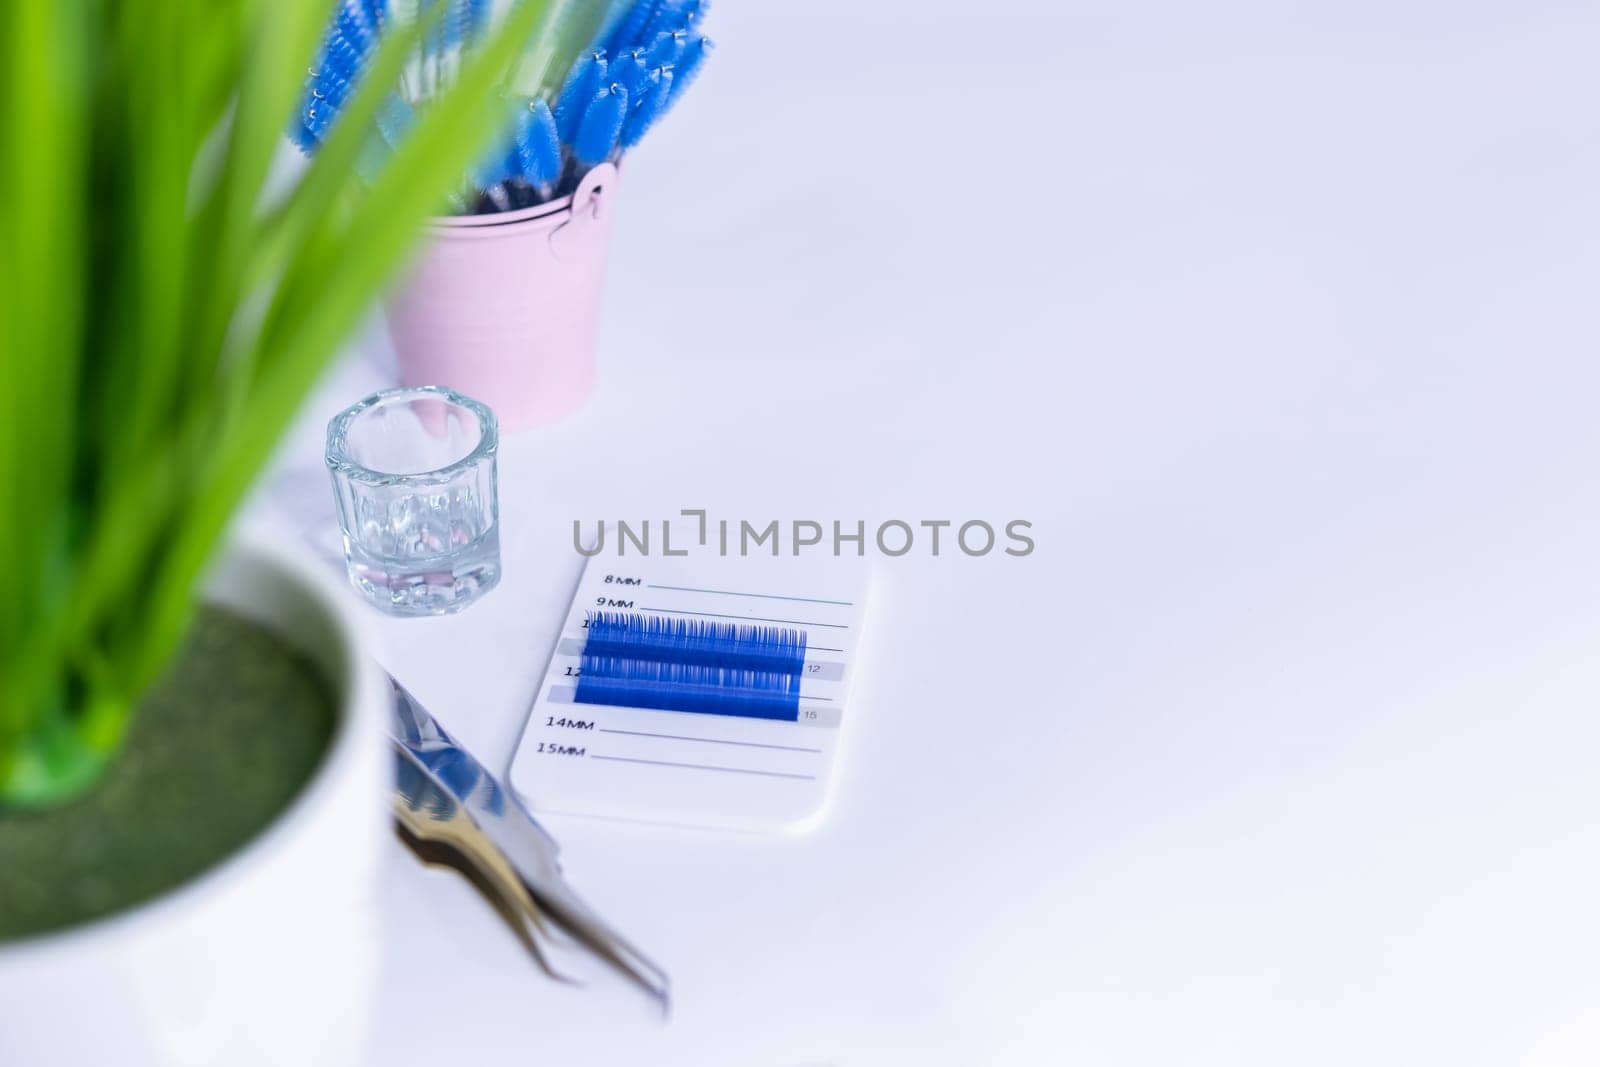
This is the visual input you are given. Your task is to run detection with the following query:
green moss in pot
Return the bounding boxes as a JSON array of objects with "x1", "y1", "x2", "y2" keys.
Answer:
[{"x1": 0, "y1": 605, "x2": 335, "y2": 941}]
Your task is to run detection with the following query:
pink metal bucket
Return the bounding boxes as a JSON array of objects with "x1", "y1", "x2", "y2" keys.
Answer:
[{"x1": 383, "y1": 163, "x2": 618, "y2": 431}]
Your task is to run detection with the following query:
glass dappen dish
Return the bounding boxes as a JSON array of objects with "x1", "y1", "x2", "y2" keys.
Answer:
[{"x1": 325, "y1": 386, "x2": 501, "y2": 617}]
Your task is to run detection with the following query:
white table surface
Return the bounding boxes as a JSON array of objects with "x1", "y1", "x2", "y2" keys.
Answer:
[{"x1": 255, "y1": 2, "x2": 1600, "y2": 1063}]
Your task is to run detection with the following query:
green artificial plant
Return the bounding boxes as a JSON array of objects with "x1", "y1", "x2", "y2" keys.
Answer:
[{"x1": 0, "y1": 0, "x2": 603, "y2": 808}]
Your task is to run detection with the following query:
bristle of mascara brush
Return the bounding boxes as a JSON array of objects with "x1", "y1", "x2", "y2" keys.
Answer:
[
  {"x1": 647, "y1": 28, "x2": 686, "y2": 67},
  {"x1": 554, "y1": 50, "x2": 607, "y2": 143},
  {"x1": 607, "y1": 0, "x2": 661, "y2": 54},
  {"x1": 472, "y1": 123, "x2": 515, "y2": 191},
  {"x1": 335, "y1": 1, "x2": 377, "y2": 56},
  {"x1": 668, "y1": 34, "x2": 710, "y2": 105},
  {"x1": 296, "y1": 0, "x2": 710, "y2": 176},
  {"x1": 374, "y1": 93, "x2": 415, "y2": 148},
  {"x1": 526, "y1": 99, "x2": 563, "y2": 190},
  {"x1": 642, "y1": 0, "x2": 692, "y2": 44},
  {"x1": 297, "y1": 0, "x2": 381, "y2": 151},
  {"x1": 620, "y1": 67, "x2": 670, "y2": 149},
  {"x1": 506, "y1": 105, "x2": 538, "y2": 182},
  {"x1": 573, "y1": 83, "x2": 628, "y2": 167},
  {"x1": 464, "y1": 0, "x2": 492, "y2": 40},
  {"x1": 297, "y1": 34, "x2": 362, "y2": 148},
  {"x1": 611, "y1": 46, "x2": 650, "y2": 99}
]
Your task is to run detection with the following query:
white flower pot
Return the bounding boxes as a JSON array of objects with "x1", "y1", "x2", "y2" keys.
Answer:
[{"x1": 0, "y1": 536, "x2": 388, "y2": 1067}]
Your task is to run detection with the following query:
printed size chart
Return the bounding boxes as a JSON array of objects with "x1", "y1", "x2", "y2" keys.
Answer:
[{"x1": 510, "y1": 554, "x2": 870, "y2": 832}]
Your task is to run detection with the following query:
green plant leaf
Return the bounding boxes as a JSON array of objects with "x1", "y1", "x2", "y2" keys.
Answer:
[{"x1": 1, "y1": 0, "x2": 603, "y2": 808}]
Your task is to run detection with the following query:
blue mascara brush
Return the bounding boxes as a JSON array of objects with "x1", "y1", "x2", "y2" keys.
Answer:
[
  {"x1": 611, "y1": 46, "x2": 651, "y2": 101},
  {"x1": 293, "y1": 0, "x2": 713, "y2": 211},
  {"x1": 554, "y1": 50, "x2": 608, "y2": 143},
  {"x1": 374, "y1": 92, "x2": 415, "y2": 149},
  {"x1": 357, "y1": 0, "x2": 385, "y2": 32},
  {"x1": 609, "y1": 34, "x2": 706, "y2": 149},
  {"x1": 470, "y1": 120, "x2": 517, "y2": 209},
  {"x1": 518, "y1": 98, "x2": 564, "y2": 200},
  {"x1": 335, "y1": 0, "x2": 378, "y2": 57},
  {"x1": 477, "y1": 97, "x2": 564, "y2": 211},
  {"x1": 606, "y1": 0, "x2": 661, "y2": 54},
  {"x1": 573, "y1": 83, "x2": 629, "y2": 169},
  {"x1": 647, "y1": 28, "x2": 687, "y2": 67},
  {"x1": 620, "y1": 67, "x2": 672, "y2": 150},
  {"x1": 299, "y1": 30, "x2": 367, "y2": 148},
  {"x1": 641, "y1": 0, "x2": 693, "y2": 44},
  {"x1": 668, "y1": 33, "x2": 710, "y2": 105}
]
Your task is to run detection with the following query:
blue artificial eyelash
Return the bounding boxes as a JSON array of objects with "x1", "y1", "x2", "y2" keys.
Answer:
[
  {"x1": 574, "y1": 656, "x2": 802, "y2": 721},
  {"x1": 583, "y1": 612, "x2": 808, "y2": 674}
]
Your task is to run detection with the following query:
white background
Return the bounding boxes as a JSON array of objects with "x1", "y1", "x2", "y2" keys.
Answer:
[{"x1": 262, "y1": 1, "x2": 1600, "y2": 1063}]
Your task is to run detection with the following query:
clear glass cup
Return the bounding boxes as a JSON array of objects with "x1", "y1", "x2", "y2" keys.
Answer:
[{"x1": 325, "y1": 386, "x2": 501, "y2": 617}]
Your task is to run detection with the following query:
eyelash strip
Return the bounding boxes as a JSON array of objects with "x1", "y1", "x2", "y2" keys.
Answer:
[
  {"x1": 582, "y1": 611, "x2": 808, "y2": 675},
  {"x1": 573, "y1": 653, "x2": 803, "y2": 722}
]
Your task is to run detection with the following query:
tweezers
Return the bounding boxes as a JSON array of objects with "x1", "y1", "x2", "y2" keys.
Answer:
[{"x1": 386, "y1": 675, "x2": 670, "y2": 1009}]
